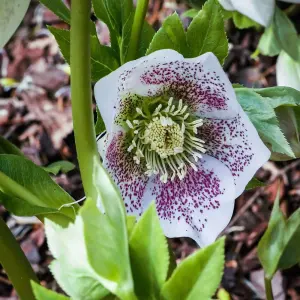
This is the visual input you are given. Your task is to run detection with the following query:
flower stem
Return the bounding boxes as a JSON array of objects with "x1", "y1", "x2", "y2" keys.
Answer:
[
  {"x1": 125, "y1": 0, "x2": 150, "y2": 63},
  {"x1": 0, "y1": 217, "x2": 38, "y2": 300},
  {"x1": 71, "y1": 0, "x2": 99, "y2": 201},
  {"x1": 264, "y1": 276, "x2": 274, "y2": 300}
]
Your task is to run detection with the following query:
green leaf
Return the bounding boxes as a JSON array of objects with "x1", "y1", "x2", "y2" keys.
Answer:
[
  {"x1": 231, "y1": 11, "x2": 260, "y2": 29},
  {"x1": 258, "y1": 25, "x2": 281, "y2": 57},
  {"x1": 147, "y1": 13, "x2": 189, "y2": 57},
  {"x1": 45, "y1": 217, "x2": 109, "y2": 300},
  {"x1": 0, "y1": 154, "x2": 77, "y2": 222},
  {"x1": 258, "y1": 192, "x2": 287, "y2": 278},
  {"x1": 254, "y1": 86, "x2": 300, "y2": 109},
  {"x1": 31, "y1": 281, "x2": 70, "y2": 300},
  {"x1": 0, "y1": 191, "x2": 58, "y2": 217},
  {"x1": 81, "y1": 200, "x2": 135, "y2": 299},
  {"x1": 245, "y1": 178, "x2": 266, "y2": 190},
  {"x1": 129, "y1": 203, "x2": 169, "y2": 299},
  {"x1": 137, "y1": 21, "x2": 155, "y2": 58},
  {"x1": 83, "y1": 156, "x2": 134, "y2": 299},
  {"x1": 222, "y1": 9, "x2": 260, "y2": 30},
  {"x1": 183, "y1": 9, "x2": 199, "y2": 19},
  {"x1": 187, "y1": 0, "x2": 207, "y2": 9},
  {"x1": 43, "y1": 161, "x2": 75, "y2": 175},
  {"x1": 48, "y1": 27, "x2": 119, "y2": 82},
  {"x1": 273, "y1": 7, "x2": 299, "y2": 61},
  {"x1": 39, "y1": 0, "x2": 97, "y2": 36},
  {"x1": 186, "y1": 0, "x2": 228, "y2": 64},
  {"x1": 254, "y1": 87, "x2": 300, "y2": 160},
  {"x1": 95, "y1": 107, "x2": 105, "y2": 135},
  {"x1": 126, "y1": 216, "x2": 136, "y2": 237},
  {"x1": 235, "y1": 88, "x2": 295, "y2": 158},
  {"x1": 0, "y1": 135, "x2": 23, "y2": 156},
  {"x1": 161, "y1": 237, "x2": 225, "y2": 300},
  {"x1": 39, "y1": 0, "x2": 70, "y2": 24},
  {"x1": 278, "y1": 209, "x2": 300, "y2": 270},
  {"x1": 258, "y1": 190, "x2": 300, "y2": 278},
  {"x1": 0, "y1": 0, "x2": 30, "y2": 47}
]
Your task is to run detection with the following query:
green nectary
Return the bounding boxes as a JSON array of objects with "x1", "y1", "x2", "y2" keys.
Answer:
[{"x1": 122, "y1": 96, "x2": 207, "y2": 183}]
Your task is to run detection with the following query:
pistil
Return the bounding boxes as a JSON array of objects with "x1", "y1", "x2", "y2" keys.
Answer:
[{"x1": 126, "y1": 97, "x2": 206, "y2": 182}]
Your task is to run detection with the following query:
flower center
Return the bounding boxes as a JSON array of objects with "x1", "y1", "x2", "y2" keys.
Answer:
[{"x1": 126, "y1": 97, "x2": 206, "y2": 183}]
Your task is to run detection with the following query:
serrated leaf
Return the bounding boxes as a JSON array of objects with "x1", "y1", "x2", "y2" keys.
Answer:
[
  {"x1": 129, "y1": 203, "x2": 169, "y2": 299},
  {"x1": 147, "y1": 13, "x2": 189, "y2": 57},
  {"x1": 161, "y1": 237, "x2": 225, "y2": 300},
  {"x1": 245, "y1": 178, "x2": 266, "y2": 190},
  {"x1": 43, "y1": 161, "x2": 75, "y2": 175},
  {"x1": 254, "y1": 87, "x2": 300, "y2": 160},
  {"x1": 235, "y1": 88, "x2": 295, "y2": 158},
  {"x1": 273, "y1": 7, "x2": 299, "y2": 61},
  {"x1": 81, "y1": 200, "x2": 135, "y2": 299},
  {"x1": 0, "y1": 191, "x2": 58, "y2": 217},
  {"x1": 31, "y1": 281, "x2": 70, "y2": 300},
  {"x1": 45, "y1": 217, "x2": 109, "y2": 300},
  {"x1": 258, "y1": 25, "x2": 281, "y2": 57},
  {"x1": 0, "y1": 154, "x2": 77, "y2": 222},
  {"x1": 0, "y1": 135, "x2": 23, "y2": 156},
  {"x1": 48, "y1": 27, "x2": 119, "y2": 82},
  {"x1": 186, "y1": 0, "x2": 228, "y2": 64},
  {"x1": 0, "y1": 0, "x2": 30, "y2": 47}
]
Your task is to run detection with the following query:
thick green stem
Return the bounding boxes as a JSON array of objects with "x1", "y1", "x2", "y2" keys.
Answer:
[
  {"x1": 264, "y1": 276, "x2": 274, "y2": 300},
  {"x1": 126, "y1": 0, "x2": 150, "y2": 63},
  {"x1": 0, "y1": 217, "x2": 38, "y2": 300},
  {"x1": 71, "y1": 0, "x2": 98, "y2": 201},
  {"x1": 0, "y1": 170, "x2": 43, "y2": 207}
]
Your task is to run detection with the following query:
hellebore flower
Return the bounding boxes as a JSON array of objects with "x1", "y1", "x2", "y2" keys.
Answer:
[
  {"x1": 95, "y1": 50, "x2": 270, "y2": 247},
  {"x1": 218, "y1": 0, "x2": 300, "y2": 27}
]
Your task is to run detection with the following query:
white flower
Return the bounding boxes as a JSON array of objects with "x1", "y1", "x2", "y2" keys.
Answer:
[
  {"x1": 277, "y1": 51, "x2": 300, "y2": 91},
  {"x1": 95, "y1": 50, "x2": 270, "y2": 247},
  {"x1": 218, "y1": 0, "x2": 300, "y2": 27}
]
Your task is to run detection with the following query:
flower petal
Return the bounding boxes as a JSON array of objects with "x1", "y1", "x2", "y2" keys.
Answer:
[
  {"x1": 99, "y1": 131, "x2": 149, "y2": 216},
  {"x1": 200, "y1": 106, "x2": 270, "y2": 197},
  {"x1": 94, "y1": 50, "x2": 183, "y2": 132},
  {"x1": 276, "y1": 50, "x2": 300, "y2": 91},
  {"x1": 142, "y1": 155, "x2": 236, "y2": 247},
  {"x1": 220, "y1": 0, "x2": 275, "y2": 27},
  {"x1": 218, "y1": 0, "x2": 235, "y2": 11},
  {"x1": 124, "y1": 52, "x2": 239, "y2": 119}
]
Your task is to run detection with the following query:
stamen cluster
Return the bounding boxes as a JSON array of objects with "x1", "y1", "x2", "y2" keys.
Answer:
[{"x1": 126, "y1": 97, "x2": 206, "y2": 183}]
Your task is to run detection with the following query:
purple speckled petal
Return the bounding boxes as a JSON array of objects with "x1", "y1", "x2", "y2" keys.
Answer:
[
  {"x1": 94, "y1": 50, "x2": 183, "y2": 132},
  {"x1": 123, "y1": 52, "x2": 239, "y2": 119},
  {"x1": 99, "y1": 131, "x2": 149, "y2": 216},
  {"x1": 142, "y1": 155, "x2": 236, "y2": 247},
  {"x1": 200, "y1": 106, "x2": 271, "y2": 197}
]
